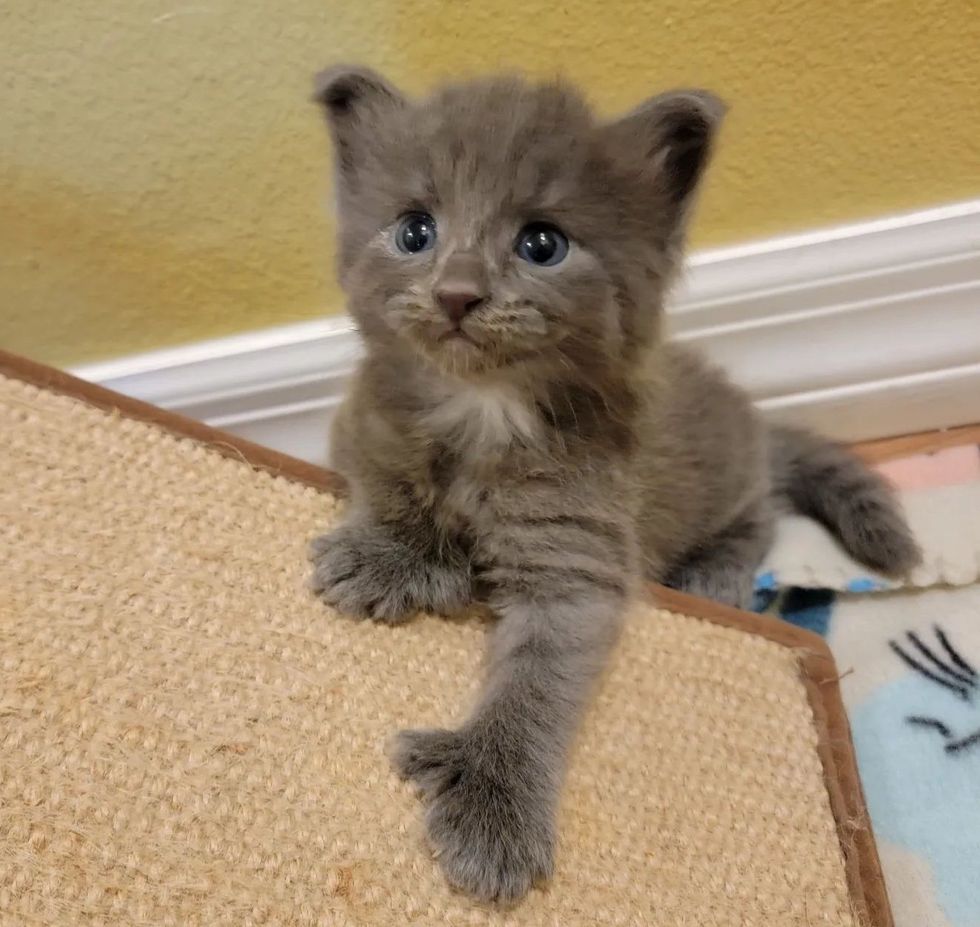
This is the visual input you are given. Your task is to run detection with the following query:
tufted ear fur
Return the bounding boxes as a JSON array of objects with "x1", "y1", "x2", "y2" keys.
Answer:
[
  {"x1": 312, "y1": 65, "x2": 407, "y2": 184},
  {"x1": 602, "y1": 89, "x2": 725, "y2": 229}
]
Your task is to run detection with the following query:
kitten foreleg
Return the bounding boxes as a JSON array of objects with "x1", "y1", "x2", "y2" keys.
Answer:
[{"x1": 393, "y1": 498, "x2": 633, "y2": 902}]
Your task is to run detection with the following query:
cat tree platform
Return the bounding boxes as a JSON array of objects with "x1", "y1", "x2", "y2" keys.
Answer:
[{"x1": 0, "y1": 351, "x2": 891, "y2": 926}]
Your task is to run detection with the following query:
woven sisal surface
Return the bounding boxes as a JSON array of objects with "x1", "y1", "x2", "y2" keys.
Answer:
[{"x1": 0, "y1": 368, "x2": 867, "y2": 926}]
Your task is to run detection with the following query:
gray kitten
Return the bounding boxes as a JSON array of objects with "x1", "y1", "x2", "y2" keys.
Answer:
[{"x1": 309, "y1": 67, "x2": 919, "y2": 904}]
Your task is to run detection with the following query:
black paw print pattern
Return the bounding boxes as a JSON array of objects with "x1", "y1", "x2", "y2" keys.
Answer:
[{"x1": 892, "y1": 626, "x2": 980, "y2": 755}]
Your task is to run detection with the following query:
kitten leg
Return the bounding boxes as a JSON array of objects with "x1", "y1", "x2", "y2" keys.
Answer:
[
  {"x1": 392, "y1": 499, "x2": 633, "y2": 902},
  {"x1": 310, "y1": 517, "x2": 471, "y2": 623},
  {"x1": 663, "y1": 499, "x2": 773, "y2": 608}
]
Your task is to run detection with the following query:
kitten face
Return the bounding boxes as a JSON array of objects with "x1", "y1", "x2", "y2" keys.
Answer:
[
  {"x1": 344, "y1": 83, "x2": 617, "y2": 379},
  {"x1": 316, "y1": 70, "x2": 723, "y2": 381}
]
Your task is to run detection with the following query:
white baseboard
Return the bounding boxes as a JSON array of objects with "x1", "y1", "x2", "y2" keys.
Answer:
[{"x1": 74, "y1": 200, "x2": 980, "y2": 465}]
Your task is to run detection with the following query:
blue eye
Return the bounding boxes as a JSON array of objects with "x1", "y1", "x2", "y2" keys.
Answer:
[
  {"x1": 395, "y1": 212, "x2": 437, "y2": 254},
  {"x1": 515, "y1": 223, "x2": 569, "y2": 266}
]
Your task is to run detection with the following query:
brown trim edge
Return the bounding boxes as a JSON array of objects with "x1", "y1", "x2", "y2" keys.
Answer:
[
  {"x1": 855, "y1": 422, "x2": 980, "y2": 465},
  {"x1": 1, "y1": 348, "x2": 894, "y2": 926},
  {"x1": 0, "y1": 350, "x2": 348, "y2": 496},
  {"x1": 651, "y1": 585, "x2": 893, "y2": 927}
]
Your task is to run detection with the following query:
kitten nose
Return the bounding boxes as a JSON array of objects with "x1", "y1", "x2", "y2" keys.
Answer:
[
  {"x1": 436, "y1": 287, "x2": 485, "y2": 323},
  {"x1": 434, "y1": 252, "x2": 488, "y2": 324}
]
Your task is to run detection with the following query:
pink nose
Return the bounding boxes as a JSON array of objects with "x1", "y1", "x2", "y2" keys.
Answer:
[{"x1": 436, "y1": 287, "x2": 485, "y2": 323}]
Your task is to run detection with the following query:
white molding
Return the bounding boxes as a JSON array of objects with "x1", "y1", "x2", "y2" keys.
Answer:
[
  {"x1": 74, "y1": 200, "x2": 980, "y2": 464},
  {"x1": 677, "y1": 199, "x2": 980, "y2": 304}
]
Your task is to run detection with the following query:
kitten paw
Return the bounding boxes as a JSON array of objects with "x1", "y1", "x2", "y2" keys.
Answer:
[
  {"x1": 391, "y1": 727, "x2": 555, "y2": 904},
  {"x1": 309, "y1": 525, "x2": 470, "y2": 622}
]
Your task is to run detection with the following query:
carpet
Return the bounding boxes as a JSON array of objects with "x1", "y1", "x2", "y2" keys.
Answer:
[{"x1": 0, "y1": 352, "x2": 889, "y2": 926}]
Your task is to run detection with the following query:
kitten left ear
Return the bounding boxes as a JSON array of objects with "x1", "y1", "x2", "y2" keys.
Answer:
[{"x1": 603, "y1": 89, "x2": 726, "y2": 216}]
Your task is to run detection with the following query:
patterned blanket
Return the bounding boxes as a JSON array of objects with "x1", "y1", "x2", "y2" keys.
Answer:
[{"x1": 755, "y1": 442, "x2": 980, "y2": 926}]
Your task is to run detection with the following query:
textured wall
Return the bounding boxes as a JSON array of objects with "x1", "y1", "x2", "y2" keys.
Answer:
[{"x1": 1, "y1": 0, "x2": 978, "y2": 365}]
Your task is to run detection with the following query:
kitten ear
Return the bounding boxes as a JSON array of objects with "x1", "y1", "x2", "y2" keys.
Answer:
[
  {"x1": 312, "y1": 66, "x2": 406, "y2": 178},
  {"x1": 312, "y1": 65, "x2": 404, "y2": 118},
  {"x1": 603, "y1": 89, "x2": 725, "y2": 218}
]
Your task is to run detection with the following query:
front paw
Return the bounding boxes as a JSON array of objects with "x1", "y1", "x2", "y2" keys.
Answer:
[
  {"x1": 309, "y1": 524, "x2": 470, "y2": 623},
  {"x1": 391, "y1": 727, "x2": 555, "y2": 904}
]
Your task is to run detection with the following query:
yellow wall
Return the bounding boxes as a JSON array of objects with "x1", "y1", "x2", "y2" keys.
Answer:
[{"x1": 2, "y1": 0, "x2": 978, "y2": 366}]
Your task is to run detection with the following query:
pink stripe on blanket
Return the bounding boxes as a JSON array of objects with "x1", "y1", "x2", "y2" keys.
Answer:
[{"x1": 875, "y1": 444, "x2": 980, "y2": 491}]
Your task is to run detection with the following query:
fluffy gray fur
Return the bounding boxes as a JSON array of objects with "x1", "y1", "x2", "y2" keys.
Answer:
[{"x1": 309, "y1": 67, "x2": 920, "y2": 904}]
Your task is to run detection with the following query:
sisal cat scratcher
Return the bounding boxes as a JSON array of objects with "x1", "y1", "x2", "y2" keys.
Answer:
[{"x1": 0, "y1": 350, "x2": 891, "y2": 926}]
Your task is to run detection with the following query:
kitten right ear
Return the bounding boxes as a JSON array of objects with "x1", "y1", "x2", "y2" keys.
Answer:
[
  {"x1": 312, "y1": 65, "x2": 404, "y2": 118},
  {"x1": 312, "y1": 66, "x2": 406, "y2": 177}
]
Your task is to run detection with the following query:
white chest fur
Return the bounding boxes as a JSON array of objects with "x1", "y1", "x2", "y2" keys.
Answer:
[{"x1": 424, "y1": 382, "x2": 539, "y2": 462}]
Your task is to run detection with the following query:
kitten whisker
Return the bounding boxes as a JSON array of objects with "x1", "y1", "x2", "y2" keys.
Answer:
[
  {"x1": 559, "y1": 385, "x2": 581, "y2": 437},
  {"x1": 538, "y1": 394, "x2": 568, "y2": 455}
]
